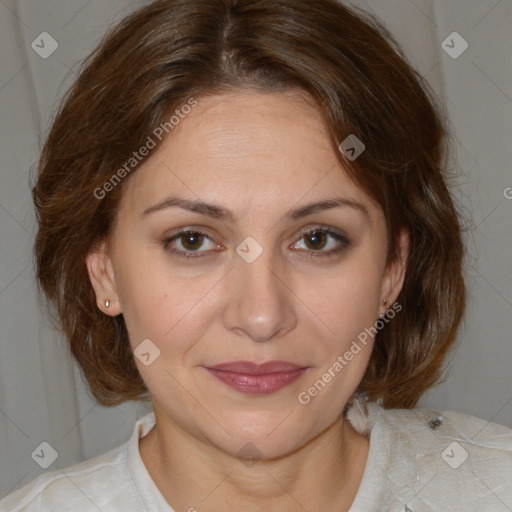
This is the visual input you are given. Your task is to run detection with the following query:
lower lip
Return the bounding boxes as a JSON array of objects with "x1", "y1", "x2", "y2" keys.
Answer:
[{"x1": 204, "y1": 368, "x2": 308, "y2": 394}]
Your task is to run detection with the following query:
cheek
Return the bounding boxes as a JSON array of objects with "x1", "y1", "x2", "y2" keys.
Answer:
[
  {"x1": 295, "y1": 259, "x2": 384, "y2": 414},
  {"x1": 304, "y1": 254, "x2": 385, "y2": 344},
  {"x1": 113, "y1": 250, "x2": 219, "y2": 348}
]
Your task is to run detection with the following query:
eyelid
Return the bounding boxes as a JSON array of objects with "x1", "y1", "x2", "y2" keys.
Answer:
[{"x1": 295, "y1": 224, "x2": 348, "y2": 241}]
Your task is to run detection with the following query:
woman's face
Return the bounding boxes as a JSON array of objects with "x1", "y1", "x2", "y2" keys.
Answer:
[{"x1": 88, "y1": 89, "x2": 407, "y2": 459}]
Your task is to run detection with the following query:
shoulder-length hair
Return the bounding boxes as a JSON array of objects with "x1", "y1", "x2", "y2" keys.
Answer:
[{"x1": 33, "y1": 0, "x2": 466, "y2": 408}]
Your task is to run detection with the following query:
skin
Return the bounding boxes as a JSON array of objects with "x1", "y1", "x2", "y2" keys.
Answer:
[{"x1": 86, "y1": 89, "x2": 409, "y2": 511}]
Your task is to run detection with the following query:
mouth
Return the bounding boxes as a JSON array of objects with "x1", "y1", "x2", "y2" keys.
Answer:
[{"x1": 202, "y1": 360, "x2": 309, "y2": 395}]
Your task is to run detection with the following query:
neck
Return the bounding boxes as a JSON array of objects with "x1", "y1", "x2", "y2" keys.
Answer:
[{"x1": 140, "y1": 408, "x2": 369, "y2": 512}]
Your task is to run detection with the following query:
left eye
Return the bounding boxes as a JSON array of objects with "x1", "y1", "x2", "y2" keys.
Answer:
[{"x1": 291, "y1": 228, "x2": 350, "y2": 256}]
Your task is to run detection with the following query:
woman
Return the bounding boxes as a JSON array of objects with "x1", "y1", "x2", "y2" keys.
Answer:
[{"x1": 1, "y1": 0, "x2": 511, "y2": 510}]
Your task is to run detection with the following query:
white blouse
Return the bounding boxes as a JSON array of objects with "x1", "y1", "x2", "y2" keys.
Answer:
[{"x1": 1, "y1": 399, "x2": 511, "y2": 511}]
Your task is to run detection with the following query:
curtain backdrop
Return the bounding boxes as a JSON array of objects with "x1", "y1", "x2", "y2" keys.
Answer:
[{"x1": 1, "y1": 0, "x2": 511, "y2": 497}]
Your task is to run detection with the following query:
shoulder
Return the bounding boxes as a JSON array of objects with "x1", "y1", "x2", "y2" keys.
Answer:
[
  {"x1": 348, "y1": 399, "x2": 512, "y2": 509},
  {"x1": 0, "y1": 411, "x2": 157, "y2": 512},
  {"x1": 379, "y1": 403, "x2": 512, "y2": 456},
  {"x1": 348, "y1": 398, "x2": 512, "y2": 455},
  {"x1": 0, "y1": 443, "x2": 140, "y2": 512}
]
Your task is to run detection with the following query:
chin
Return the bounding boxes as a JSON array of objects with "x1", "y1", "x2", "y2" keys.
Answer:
[
  {"x1": 219, "y1": 433, "x2": 303, "y2": 465},
  {"x1": 205, "y1": 411, "x2": 311, "y2": 461}
]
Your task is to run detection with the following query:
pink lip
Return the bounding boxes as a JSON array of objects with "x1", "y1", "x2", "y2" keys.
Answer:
[{"x1": 203, "y1": 360, "x2": 308, "y2": 394}]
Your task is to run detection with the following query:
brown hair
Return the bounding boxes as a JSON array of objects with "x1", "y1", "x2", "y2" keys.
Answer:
[{"x1": 33, "y1": 0, "x2": 467, "y2": 408}]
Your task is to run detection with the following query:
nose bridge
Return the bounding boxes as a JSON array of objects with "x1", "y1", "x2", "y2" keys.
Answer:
[
  {"x1": 239, "y1": 248, "x2": 282, "y2": 300},
  {"x1": 222, "y1": 243, "x2": 296, "y2": 342}
]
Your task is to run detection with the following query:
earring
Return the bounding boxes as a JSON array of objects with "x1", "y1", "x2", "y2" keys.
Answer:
[
  {"x1": 378, "y1": 299, "x2": 388, "y2": 319},
  {"x1": 104, "y1": 299, "x2": 110, "y2": 308}
]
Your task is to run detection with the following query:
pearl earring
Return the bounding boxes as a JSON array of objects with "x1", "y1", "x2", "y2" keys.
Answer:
[
  {"x1": 383, "y1": 299, "x2": 387, "y2": 305},
  {"x1": 105, "y1": 299, "x2": 110, "y2": 308}
]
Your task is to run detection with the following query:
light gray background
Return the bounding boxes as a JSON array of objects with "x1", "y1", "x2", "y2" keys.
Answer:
[{"x1": 1, "y1": 0, "x2": 511, "y2": 498}]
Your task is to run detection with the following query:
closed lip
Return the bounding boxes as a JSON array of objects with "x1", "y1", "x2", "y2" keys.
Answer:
[{"x1": 203, "y1": 360, "x2": 308, "y2": 374}]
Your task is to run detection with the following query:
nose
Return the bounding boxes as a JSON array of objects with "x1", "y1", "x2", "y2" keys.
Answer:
[{"x1": 221, "y1": 249, "x2": 297, "y2": 342}]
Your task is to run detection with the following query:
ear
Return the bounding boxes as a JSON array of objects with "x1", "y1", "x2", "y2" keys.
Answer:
[
  {"x1": 85, "y1": 240, "x2": 122, "y2": 316},
  {"x1": 379, "y1": 228, "x2": 409, "y2": 316}
]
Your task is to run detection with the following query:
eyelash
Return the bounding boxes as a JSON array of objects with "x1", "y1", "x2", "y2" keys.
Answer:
[{"x1": 163, "y1": 226, "x2": 351, "y2": 260}]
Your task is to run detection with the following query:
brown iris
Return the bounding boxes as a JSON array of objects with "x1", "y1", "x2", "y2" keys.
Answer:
[
  {"x1": 304, "y1": 230, "x2": 327, "y2": 251},
  {"x1": 180, "y1": 232, "x2": 205, "y2": 251}
]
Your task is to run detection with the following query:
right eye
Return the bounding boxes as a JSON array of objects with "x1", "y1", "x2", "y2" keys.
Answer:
[{"x1": 163, "y1": 230, "x2": 222, "y2": 259}]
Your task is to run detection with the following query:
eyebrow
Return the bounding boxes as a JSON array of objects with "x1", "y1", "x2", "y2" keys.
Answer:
[{"x1": 141, "y1": 195, "x2": 370, "y2": 223}]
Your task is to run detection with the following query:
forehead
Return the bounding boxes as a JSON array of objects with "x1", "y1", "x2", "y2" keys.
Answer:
[{"x1": 119, "y1": 90, "x2": 381, "y2": 221}]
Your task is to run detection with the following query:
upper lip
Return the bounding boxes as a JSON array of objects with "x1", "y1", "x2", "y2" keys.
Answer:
[{"x1": 204, "y1": 360, "x2": 307, "y2": 375}]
